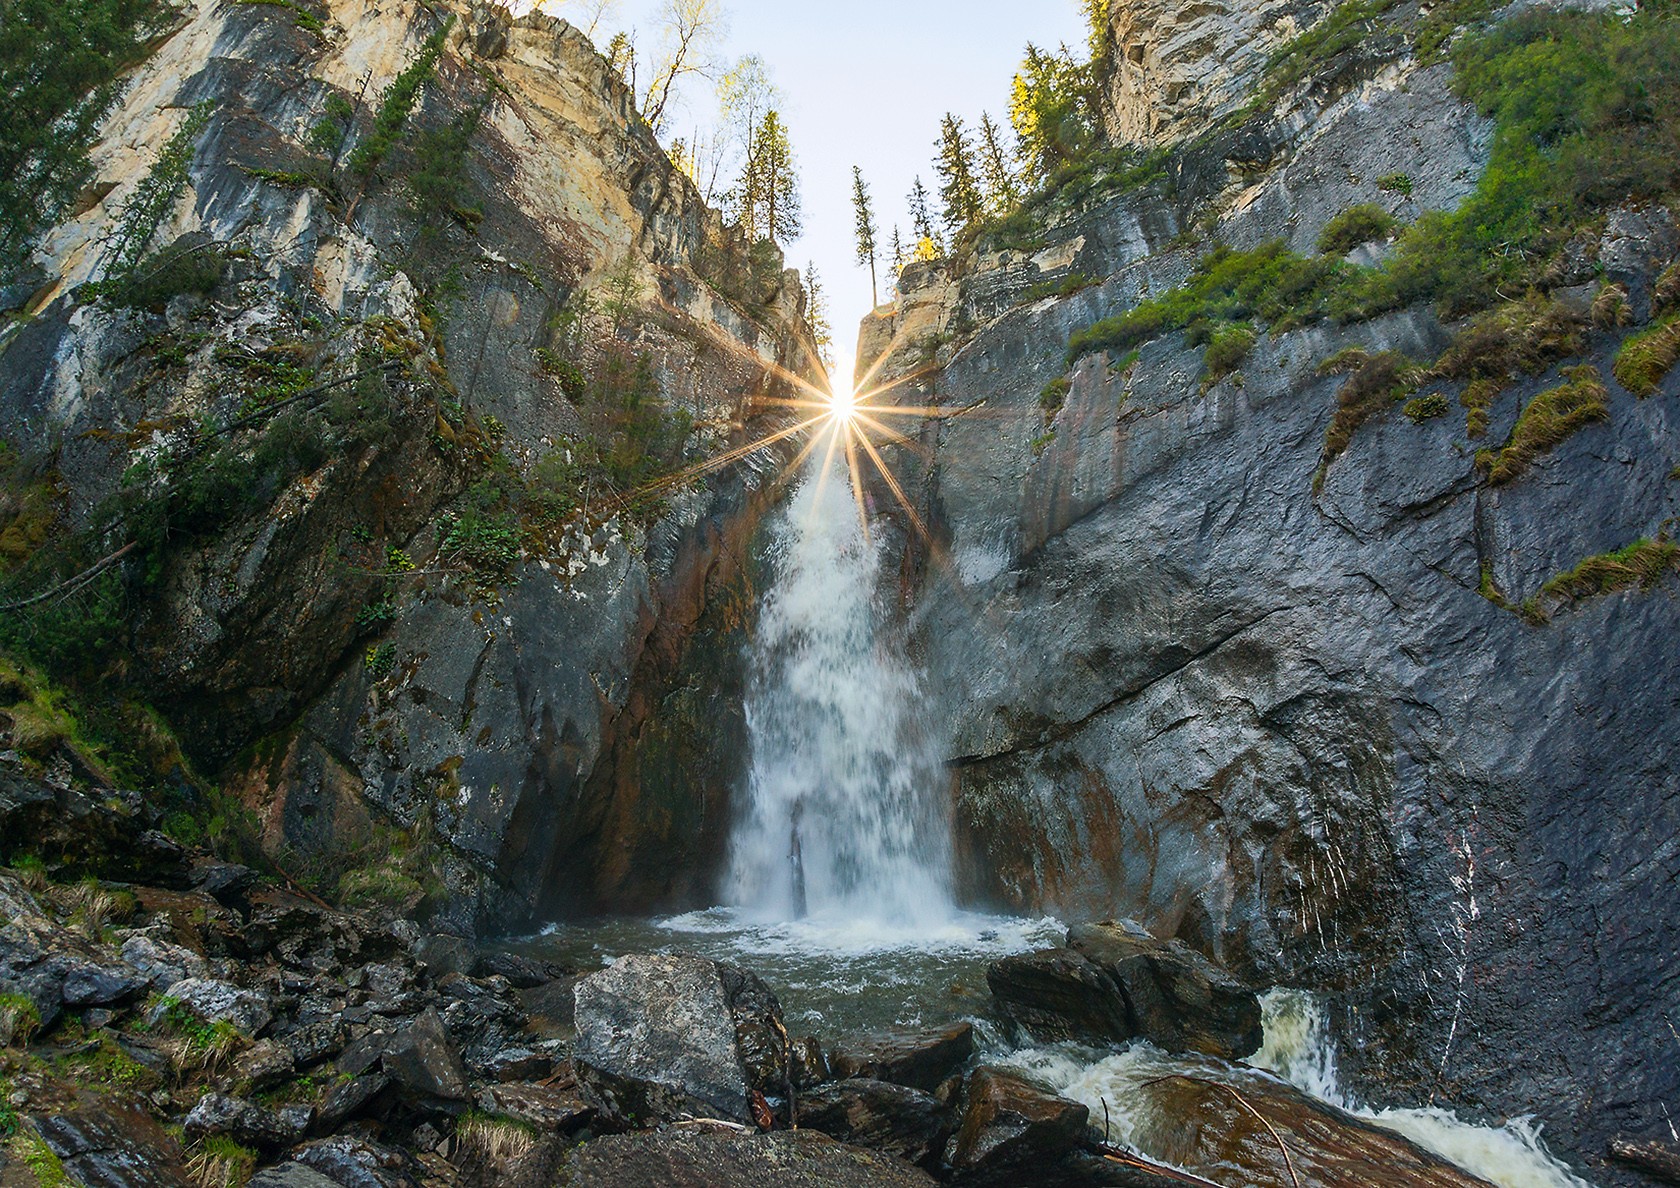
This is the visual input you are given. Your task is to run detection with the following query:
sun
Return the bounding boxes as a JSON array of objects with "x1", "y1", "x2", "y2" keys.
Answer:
[{"x1": 828, "y1": 387, "x2": 859, "y2": 423}]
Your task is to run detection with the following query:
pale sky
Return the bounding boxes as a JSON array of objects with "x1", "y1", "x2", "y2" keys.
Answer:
[{"x1": 539, "y1": 0, "x2": 1091, "y2": 389}]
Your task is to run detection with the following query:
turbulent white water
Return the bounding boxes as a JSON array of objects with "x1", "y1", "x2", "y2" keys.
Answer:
[
  {"x1": 999, "y1": 988, "x2": 1593, "y2": 1188},
  {"x1": 722, "y1": 457, "x2": 953, "y2": 926}
]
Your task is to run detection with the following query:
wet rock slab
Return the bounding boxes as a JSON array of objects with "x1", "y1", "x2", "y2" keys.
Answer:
[
  {"x1": 828, "y1": 1022, "x2": 976, "y2": 1093},
  {"x1": 557, "y1": 1128, "x2": 940, "y2": 1187},
  {"x1": 799, "y1": 1077, "x2": 958, "y2": 1170},
  {"x1": 32, "y1": 1102, "x2": 194, "y2": 1188},
  {"x1": 989, "y1": 922, "x2": 1261, "y2": 1059}
]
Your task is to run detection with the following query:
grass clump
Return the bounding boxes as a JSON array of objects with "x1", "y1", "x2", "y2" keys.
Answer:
[
  {"x1": 1318, "y1": 204, "x2": 1396, "y2": 255},
  {"x1": 1612, "y1": 315, "x2": 1680, "y2": 398},
  {"x1": 1024, "y1": 271, "x2": 1098, "y2": 303},
  {"x1": 1376, "y1": 172, "x2": 1414, "y2": 197},
  {"x1": 1591, "y1": 282, "x2": 1633, "y2": 330},
  {"x1": 0, "y1": 994, "x2": 41, "y2": 1047},
  {"x1": 1039, "y1": 376, "x2": 1071, "y2": 419},
  {"x1": 186, "y1": 1136, "x2": 258, "y2": 1188},
  {"x1": 1404, "y1": 392, "x2": 1449, "y2": 423},
  {"x1": 1478, "y1": 365, "x2": 1609, "y2": 485},
  {"x1": 1653, "y1": 261, "x2": 1680, "y2": 319},
  {"x1": 456, "y1": 1112, "x2": 538, "y2": 1164},
  {"x1": 1201, "y1": 322, "x2": 1257, "y2": 388},
  {"x1": 13, "y1": 1126, "x2": 67, "y2": 1188},
  {"x1": 1542, "y1": 538, "x2": 1680, "y2": 602},
  {"x1": 1067, "y1": 241, "x2": 1343, "y2": 364},
  {"x1": 1316, "y1": 348, "x2": 1421, "y2": 485}
]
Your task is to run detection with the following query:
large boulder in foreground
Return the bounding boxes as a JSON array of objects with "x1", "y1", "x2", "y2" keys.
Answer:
[
  {"x1": 572, "y1": 954, "x2": 791, "y2": 1126},
  {"x1": 800, "y1": 1078, "x2": 958, "y2": 1170},
  {"x1": 988, "y1": 921, "x2": 1261, "y2": 1058},
  {"x1": 558, "y1": 1129, "x2": 938, "y2": 1187},
  {"x1": 828, "y1": 1023, "x2": 976, "y2": 1093}
]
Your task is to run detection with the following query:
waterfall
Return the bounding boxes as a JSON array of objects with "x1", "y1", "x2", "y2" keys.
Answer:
[{"x1": 723, "y1": 452, "x2": 953, "y2": 926}]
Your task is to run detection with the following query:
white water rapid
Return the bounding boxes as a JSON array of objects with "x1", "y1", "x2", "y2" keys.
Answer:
[{"x1": 722, "y1": 456, "x2": 953, "y2": 927}]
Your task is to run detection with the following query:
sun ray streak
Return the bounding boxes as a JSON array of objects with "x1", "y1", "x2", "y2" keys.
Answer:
[
  {"x1": 851, "y1": 411, "x2": 934, "y2": 461},
  {"x1": 842, "y1": 427, "x2": 871, "y2": 544},
  {"x1": 853, "y1": 427, "x2": 933, "y2": 548}
]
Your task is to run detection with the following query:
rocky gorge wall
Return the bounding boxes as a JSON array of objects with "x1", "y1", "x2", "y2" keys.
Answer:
[
  {"x1": 858, "y1": 0, "x2": 1679, "y2": 1182},
  {"x1": 0, "y1": 0, "x2": 822, "y2": 934}
]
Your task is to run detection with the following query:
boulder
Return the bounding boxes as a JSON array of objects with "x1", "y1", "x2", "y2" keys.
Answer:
[
  {"x1": 314, "y1": 1073, "x2": 391, "y2": 1132},
  {"x1": 473, "y1": 950, "x2": 570, "y2": 989},
  {"x1": 119, "y1": 935, "x2": 210, "y2": 989},
  {"x1": 184, "y1": 1092, "x2": 313, "y2": 1150},
  {"x1": 382, "y1": 1007, "x2": 470, "y2": 1102},
  {"x1": 292, "y1": 1135, "x2": 423, "y2": 1188},
  {"x1": 158, "y1": 977, "x2": 273, "y2": 1036},
  {"x1": 248, "y1": 1167, "x2": 343, "y2": 1188},
  {"x1": 558, "y1": 1129, "x2": 940, "y2": 1187},
  {"x1": 476, "y1": 1082, "x2": 596, "y2": 1133},
  {"x1": 31, "y1": 1102, "x2": 194, "y2": 1188},
  {"x1": 1130, "y1": 1071, "x2": 1500, "y2": 1187},
  {"x1": 234, "y1": 1039, "x2": 296, "y2": 1092},
  {"x1": 518, "y1": 974, "x2": 580, "y2": 1036},
  {"x1": 988, "y1": 923, "x2": 1261, "y2": 1059},
  {"x1": 572, "y1": 954, "x2": 790, "y2": 1126},
  {"x1": 1069, "y1": 922, "x2": 1262, "y2": 1059},
  {"x1": 828, "y1": 1022, "x2": 975, "y2": 1092},
  {"x1": 799, "y1": 1077, "x2": 958, "y2": 1170},
  {"x1": 946, "y1": 1068, "x2": 1090, "y2": 1181},
  {"x1": 413, "y1": 933, "x2": 477, "y2": 979}
]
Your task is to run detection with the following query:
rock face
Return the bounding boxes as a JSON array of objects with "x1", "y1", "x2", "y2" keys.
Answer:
[
  {"x1": 827, "y1": 1024, "x2": 976, "y2": 1094},
  {"x1": 1102, "y1": 0, "x2": 1332, "y2": 144},
  {"x1": 857, "y1": 1, "x2": 1680, "y2": 1181},
  {"x1": 989, "y1": 922, "x2": 1261, "y2": 1058},
  {"x1": 0, "y1": 0, "x2": 822, "y2": 933},
  {"x1": 799, "y1": 1078, "x2": 957, "y2": 1170},
  {"x1": 572, "y1": 953, "x2": 791, "y2": 1126}
]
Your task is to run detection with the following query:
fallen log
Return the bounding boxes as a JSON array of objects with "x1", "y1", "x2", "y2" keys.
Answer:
[{"x1": 1610, "y1": 1137, "x2": 1680, "y2": 1184}]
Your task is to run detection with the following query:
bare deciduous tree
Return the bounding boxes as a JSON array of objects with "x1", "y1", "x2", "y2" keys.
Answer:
[{"x1": 641, "y1": 0, "x2": 728, "y2": 136}]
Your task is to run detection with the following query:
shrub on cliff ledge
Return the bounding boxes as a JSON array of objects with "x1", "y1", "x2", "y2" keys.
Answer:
[{"x1": 1318, "y1": 204, "x2": 1396, "y2": 255}]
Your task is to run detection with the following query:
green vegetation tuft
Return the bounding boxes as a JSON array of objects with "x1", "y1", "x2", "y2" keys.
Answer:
[
  {"x1": 1404, "y1": 392, "x2": 1449, "y2": 423},
  {"x1": 1202, "y1": 323, "x2": 1257, "y2": 387},
  {"x1": 1317, "y1": 204, "x2": 1396, "y2": 255},
  {"x1": 1067, "y1": 242, "x2": 1343, "y2": 365},
  {"x1": 1478, "y1": 365, "x2": 1609, "y2": 486},
  {"x1": 1543, "y1": 538, "x2": 1680, "y2": 602},
  {"x1": 0, "y1": 993, "x2": 42, "y2": 1047},
  {"x1": 1316, "y1": 348, "x2": 1420, "y2": 484},
  {"x1": 1040, "y1": 376, "x2": 1071, "y2": 418},
  {"x1": 1376, "y1": 173, "x2": 1414, "y2": 197},
  {"x1": 185, "y1": 1136, "x2": 258, "y2": 1188},
  {"x1": 1612, "y1": 315, "x2": 1680, "y2": 398}
]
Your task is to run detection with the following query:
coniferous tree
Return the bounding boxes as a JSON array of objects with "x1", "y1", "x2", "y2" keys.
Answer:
[
  {"x1": 907, "y1": 177, "x2": 940, "y2": 258},
  {"x1": 747, "y1": 110, "x2": 801, "y2": 243},
  {"x1": 890, "y1": 225, "x2": 905, "y2": 273},
  {"x1": 804, "y1": 262, "x2": 833, "y2": 367},
  {"x1": 0, "y1": 0, "x2": 164, "y2": 270},
  {"x1": 934, "y1": 114, "x2": 984, "y2": 239},
  {"x1": 977, "y1": 112, "x2": 1019, "y2": 213},
  {"x1": 1010, "y1": 43, "x2": 1096, "y2": 187},
  {"x1": 850, "y1": 166, "x2": 880, "y2": 308}
]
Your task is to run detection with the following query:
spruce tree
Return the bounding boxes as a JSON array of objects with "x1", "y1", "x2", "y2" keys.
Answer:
[
  {"x1": 753, "y1": 110, "x2": 802, "y2": 243},
  {"x1": 850, "y1": 166, "x2": 879, "y2": 308},
  {"x1": 907, "y1": 177, "x2": 939, "y2": 258},
  {"x1": 977, "y1": 112, "x2": 1019, "y2": 213},
  {"x1": 934, "y1": 114, "x2": 984, "y2": 239},
  {"x1": 804, "y1": 262, "x2": 833, "y2": 367}
]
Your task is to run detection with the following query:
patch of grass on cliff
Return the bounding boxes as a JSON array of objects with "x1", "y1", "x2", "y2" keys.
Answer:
[
  {"x1": 1314, "y1": 348, "x2": 1422, "y2": 488},
  {"x1": 1477, "y1": 365, "x2": 1608, "y2": 486},
  {"x1": 1066, "y1": 242, "x2": 1343, "y2": 364},
  {"x1": 1426, "y1": 294, "x2": 1588, "y2": 437},
  {"x1": 1542, "y1": 537, "x2": 1680, "y2": 602},
  {"x1": 1612, "y1": 315, "x2": 1680, "y2": 397},
  {"x1": 1382, "y1": 4, "x2": 1680, "y2": 316}
]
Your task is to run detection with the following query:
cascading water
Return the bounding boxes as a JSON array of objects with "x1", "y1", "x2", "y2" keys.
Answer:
[{"x1": 722, "y1": 453, "x2": 953, "y2": 926}]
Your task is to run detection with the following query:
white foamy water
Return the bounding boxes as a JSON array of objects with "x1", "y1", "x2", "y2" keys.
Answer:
[
  {"x1": 723, "y1": 456, "x2": 953, "y2": 927},
  {"x1": 997, "y1": 988, "x2": 1592, "y2": 1188}
]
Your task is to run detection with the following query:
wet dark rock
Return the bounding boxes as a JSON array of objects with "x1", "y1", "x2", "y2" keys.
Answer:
[
  {"x1": 414, "y1": 933, "x2": 476, "y2": 979},
  {"x1": 473, "y1": 951, "x2": 570, "y2": 989},
  {"x1": 32, "y1": 1102, "x2": 194, "y2": 1188},
  {"x1": 292, "y1": 1135, "x2": 422, "y2": 1188},
  {"x1": 0, "y1": 768, "x2": 192, "y2": 889},
  {"x1": 1068, "y1": 923, "x2": 1262, "y2": 1058},
  {"x1": 476, "y1": 1082, "x2": 596, "y2": 1132},
  {"x1": 285, "y1": 1017, "x2": 350, "y2": 1064},
  {"x1": 829, "y1": 1023, "x2": 976, "y2": 1093},
  {"x1": 986, "y1": 949, "x2": 1130, "y2": 1045},
  {"x1": 517, "y1": 975, "x2": 580, "y2": 1036},
  {"x1": 119, "y1": 935, "x2": 211, "y2": 989},
  {"x1": 468, "y1": 1043, "x2": 553, "y2": 1083},
  {"x1": 314, "y1": 1074, "x2": 392, "y2": 1132},
  {"x1": 185, "y1": 1092, "x2": 313, "y2": 1150},
  {"x1": 573, "y1": 954, "x2": 790, "y2": 1126},
  {"x1": 381, "y1": 1006, "x2": 470, "y2": 1103},
  {"x1": 789, "y1": 1035, "x2": 830, "y2": 1088},
  {"x1": 193, "y1": 861, "x2": 258, "y2": 904},
  {"x1": 989, "y1": 924, "x2": 1262, "y2": 1059},
  {"x1": 557, "y1": 1129, "x2": 940, "y2": 1187},
  {"x1": 1610, "y1": 1136, "x2": 1680, "y2": 1183},
  {"x1": 248, "y1": 1166, "x2": 343, "y2": 1188},
  {"x1": 946, "y1": 1068, "x2": 1091, "y2": 1183},
  {"x1": 799, "y1": 1077, "x2": 958, "y2": 1170},
  {"x1": 60, "y1": 957, "x2": 149, "y2": 1007},
  {"x1": 156, "y1": 976, "x2": 274, "y2": 1035}
]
